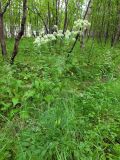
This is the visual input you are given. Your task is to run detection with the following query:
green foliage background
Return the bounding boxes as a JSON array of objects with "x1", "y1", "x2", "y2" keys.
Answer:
[{"x1": 0, "y1": 38, "x2": 120, "y2": 159}]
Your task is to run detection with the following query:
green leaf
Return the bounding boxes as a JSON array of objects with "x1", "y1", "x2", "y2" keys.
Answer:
[
  {"x1": 20, "y1": 111, "x2": 29, "y2": 119},
  {"x1": 12, "y1": 97, "x2": 19, "y2": 106},
  {"x1": 44, "y1": 95, "x2": 54, "y2": 103},
  {"x1": 1, "y1": 102, "x2": 11, "y2": 111}
]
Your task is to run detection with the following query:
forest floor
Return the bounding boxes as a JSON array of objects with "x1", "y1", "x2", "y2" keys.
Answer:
[{"x1": 0, "y1": 38, "x2": 120, "y2": 160}]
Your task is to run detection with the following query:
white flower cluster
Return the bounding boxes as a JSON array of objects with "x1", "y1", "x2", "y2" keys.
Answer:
[
  {"x1": 34, "y1": 30, "x2": 64, "y2": 46},
  {"x1": 34, "y1": 34, "x2": 56, "y2": 46},
  {"x1": 53, "y1": 30, "x2": 64, "y2": 38},
  {"x1": 71, "y1": 19, "x2": 91, "y2": 38},
  {"x1": 73, "y1": 19, "x2": 90, "y2": 31},
  {"x1": 34, "y1": 19, "x2": 90, "y2": 46}
]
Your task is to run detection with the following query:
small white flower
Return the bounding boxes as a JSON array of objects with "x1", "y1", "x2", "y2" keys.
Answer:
[
  {"x1": 65, "y1": 30, "x2": 71, "y2": 37},
  {"x1": 53, "y1": 25, "x2": 58, "y2": 31},
  {"x1": 72, "y1": 38, "x2": 76, "y2": 41},
  {"x1": 53, "y1": 32, "x2": 57, "y2": 36},
  {"x1": 57, "y1": 33, "x2": 64, "y2": 38},
  {"x1": 44, "y1": 35, "x2": 48, "y2": 39},
  {"x1": 58, "y1": 30, "x2": 63, "y2": 34}
]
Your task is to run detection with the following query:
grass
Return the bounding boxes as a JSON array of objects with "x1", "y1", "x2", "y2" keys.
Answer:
[{"x1": 0, "y1": 38, "x2": 120, "y2": 160}]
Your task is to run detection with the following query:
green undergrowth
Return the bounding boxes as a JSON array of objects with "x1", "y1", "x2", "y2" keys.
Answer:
[{"x1": 0, "y1": 38, "x2": 120, "y2": 160}]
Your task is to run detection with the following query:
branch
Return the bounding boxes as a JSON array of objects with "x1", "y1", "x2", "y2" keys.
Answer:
[
  {"x1": 67, "y1": 34, "x2": 79, "y2": 57},
  {"x1": 83, "y1": 0, "x2": 92, "y2": 20},
  {"x1": 68, "y1": 0, "x2": 92, "y2": 54},
  {"x1": 28, "y1": 7, "x2": 49, "y2": 34}
]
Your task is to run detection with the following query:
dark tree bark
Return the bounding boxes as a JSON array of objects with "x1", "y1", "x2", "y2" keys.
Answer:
[
  {"x1": 10, "y1": 0, "x2": 27, "y2": 64},
  {"x1": 55, "y1": 0, "x2": 59, "y2": 26},
  {"x1": 0, "y1": 13, "x2": 7, "y2": 57},
  {"x1": 0, "y1": 0, "x2": 11, "y2": 58},
  {"x1": 67, "y1": 34, "x2": 79, "y2": 56},
  {"x1": 83, "y1": 0, "x2": 92, "y2": 20},
  {"x1": 63, "y1": 0, "x2": 68, "y2": 34}
]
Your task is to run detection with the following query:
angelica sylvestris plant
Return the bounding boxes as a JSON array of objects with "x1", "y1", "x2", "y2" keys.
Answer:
[
  {"x1": 73, "y1": 19, "x2": 91, "y2": 33},
  {"x1": 34, "y1": 19, "x2": 90, "y2": 48}
]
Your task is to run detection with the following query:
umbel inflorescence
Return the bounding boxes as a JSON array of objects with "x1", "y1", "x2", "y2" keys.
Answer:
[{"x1": 34, "y1": 19, "x2": 90, "y2": 46}]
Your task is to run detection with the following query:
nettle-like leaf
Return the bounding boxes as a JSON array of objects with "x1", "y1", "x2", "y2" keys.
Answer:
[{"x1": 12, "y1": 97, "x2": 19, "y2": 106}]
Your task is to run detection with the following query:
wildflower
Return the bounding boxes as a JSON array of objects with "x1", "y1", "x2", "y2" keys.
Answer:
[
  {"x1": 53, "y1": 25, "x2": 58, "y2": 31},
  {"x1": 65, "y1": 30, "x2": 71, "y2": 39},
  {"x1": 53, "y1": 32, "x2": 57, "y2": 36},
  {"x1": 72, "y1": 38, "x2": 76, "y2": 41},
  {"x1": 33, "y1": 19, "x2": 90, "y2": 47}
]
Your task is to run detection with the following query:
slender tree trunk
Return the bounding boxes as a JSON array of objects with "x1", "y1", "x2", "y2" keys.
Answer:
[
  {"x1": 63, "y1": 0, "x2": 68, "y2": 34},
  {"x1": 112, "y1": 24, "x2": 120, "y2": 46},
  {"x1": 112, "y1": 2, "x2": 120, "y2": 46},
  {"x1": 55, "y1": 0, "x2": 58, "y2": 25},
  {"x1": 10, "y1": 0, "x2": 27, "y2": 64},
  {"x1": 0, "y1": 14, "x2": 7, "y2": 57},
  {"x1": 48, "y1": 2, "x2": 51, "y2": 33},
  {"x1": 28, "y1": 7, "x2": 49, "y2": 34},
  {"x1": 104, "y1": 0, "x2": 111, "y2": 44},
  {"x1": 0, "y1": 0, "x2": 11, "y2": 58}
]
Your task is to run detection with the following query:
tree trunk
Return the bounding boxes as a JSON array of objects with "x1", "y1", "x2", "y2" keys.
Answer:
[
  {"x1": 10, "y1": 0, "x2": 27, "y2": 64},
  {"x1": 112, "y1": 19, "x2": 120, "y2": 45},
  {"x1": 63, "y1": 0, "x2": 68, "y2": 34},
  {"x1": 110, "y1": 0, "x2": 120, "y2": 46},
  {"x1": 0, "y1": 0, "x2": 11, "y2": 58},
  {"x1": 48, "y1": 2, "x2": 51, "y2": 34},
  {"x1": 55, "y1": 0, "x2": 58, "y2": 26},
  {"x1": 0, "y1": 14, "x2": 7, "y2": 57}
]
